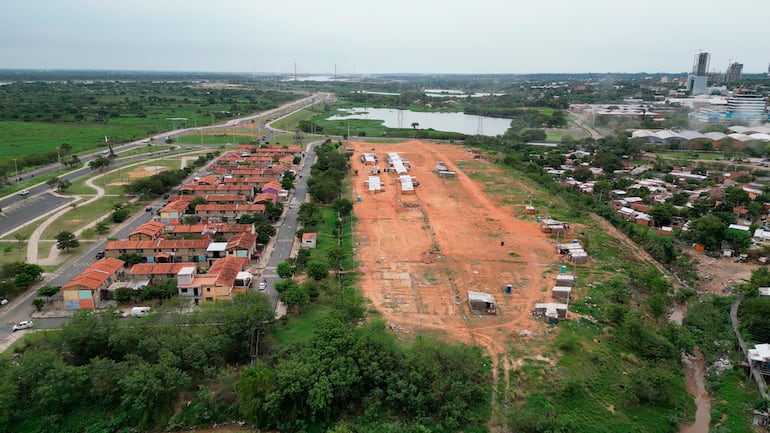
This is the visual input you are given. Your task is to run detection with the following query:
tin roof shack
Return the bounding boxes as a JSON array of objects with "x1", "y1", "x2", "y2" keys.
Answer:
[
  {"x1": 468, "y1": 291, "x2": 496, "y2": 315},
  {"x1": 557, "y1": 242, "x2": 588, "y2": 264},
  {"x1": 555, "y1": 274, "x2": 575, "y2": 287},
  {"x1": 552, "y1": 286, "x2": 572, "y2": 300},
  {"x1": 534, "y1": 302, "x2": 569, "y2": 321},
  {"x1": 540, "y1": 218, "x2": 569, "y2": 234}
]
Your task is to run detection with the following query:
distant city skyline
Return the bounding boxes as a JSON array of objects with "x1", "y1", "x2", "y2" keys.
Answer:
[{"x1": 1, "y1": 0, "x2": 768, "y2": 75}]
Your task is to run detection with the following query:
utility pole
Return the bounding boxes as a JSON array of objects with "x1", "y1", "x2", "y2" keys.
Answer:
[{"x1": 13, "y1": 158, "x2": 18, "y2": 181}]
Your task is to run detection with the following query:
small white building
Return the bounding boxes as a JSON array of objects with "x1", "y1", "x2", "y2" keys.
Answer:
[
  {"x1": 468, "y1": 291, "x2": 496, "y2": 314},
  {"x1": 301, "y1": 232, "x2": 317, "y2": 249}
]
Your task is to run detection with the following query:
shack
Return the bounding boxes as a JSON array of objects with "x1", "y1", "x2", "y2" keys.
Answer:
[
  {"x1": 534, "y1": 302, "x2": 569, "y2": 319},
  {"x1": 555, "y1": 274, "x2": 575, "y2": 287},
  {"x1": 552, "y1": 286, "x2": 572, "y2": 300},
  {"x1": 468, "y1": 291, "x2": 497, "y2": 314},
  {"x1": 540, "y1": 218, "x2": 569, "y2": 234}
]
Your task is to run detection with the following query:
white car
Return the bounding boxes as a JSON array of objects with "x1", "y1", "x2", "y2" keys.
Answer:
[
  {"x1": 18, "y1": 190, "x2": 30, "y2": 196},
  {"x1": 258, "y1": 281, "x2": 267, "y2": 291},
  {"x1": 12, "y1": 320, "x2": 33, "y2": 331}
]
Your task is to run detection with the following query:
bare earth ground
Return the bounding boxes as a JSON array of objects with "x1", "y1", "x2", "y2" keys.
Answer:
[{"x1": 350, "y1": 140, "x2": 561, "y2": 389}]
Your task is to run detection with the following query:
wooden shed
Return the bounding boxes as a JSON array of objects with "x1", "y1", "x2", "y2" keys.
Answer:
[{"x1": 468, "y1": 291, "x2": 496, "y2": 315}]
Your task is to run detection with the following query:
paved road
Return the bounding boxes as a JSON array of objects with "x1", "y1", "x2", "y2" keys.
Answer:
[
  {"x1": 261, "y1": 140, "x2": 320, "y2": 308},
  {"x1": 0, "y1": 193, "x2": 74, "y2": 236}
]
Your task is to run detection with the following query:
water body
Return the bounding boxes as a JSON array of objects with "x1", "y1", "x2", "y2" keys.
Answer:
[
  {"x1": 424, "y1": 88, "x2": 505, "y2": 98},
  {"x1": 327, "y1": 107, "x2": 512, "y2": 136}
]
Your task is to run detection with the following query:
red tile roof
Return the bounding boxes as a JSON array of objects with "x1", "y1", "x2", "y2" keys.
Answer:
[
  {"x1": 226, "y1": 232, "x2": 257, "y2": 250},
  {"x1": 129, "y1": 262, "x2": 196, "y2": 275},
  {"x1": 196, "y1": 203, "x2": 265, "y2": 212},
  {"x1": 129, "y1": 220, "x2": 166, "y2": 238},
  {"x1": 106, "y1": 239, "x2": 210, "y2": 251},
  {"x1": 63, "y1": 258, "x2": 124, "y2": 290},
  {"x1": 208, "y1": 256, "x2": 249, "y2": 286}
]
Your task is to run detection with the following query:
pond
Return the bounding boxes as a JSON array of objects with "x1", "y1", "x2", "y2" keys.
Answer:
[{"x1": 326, "y1": 107, "x2": 512, "y2": 136}]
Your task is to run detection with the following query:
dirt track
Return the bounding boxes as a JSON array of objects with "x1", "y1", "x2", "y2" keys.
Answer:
[{"x1": 350, "y1": 140, "x2": 562, "y2": 387}]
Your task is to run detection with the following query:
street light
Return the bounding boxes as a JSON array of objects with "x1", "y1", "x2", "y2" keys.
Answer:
[{"x1": 12, "y1": 158, "x2": 18, "y2": 181}]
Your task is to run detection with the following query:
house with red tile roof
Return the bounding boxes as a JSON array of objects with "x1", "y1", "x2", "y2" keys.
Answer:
[
  {"x1": 301, "y1": 232, "x2": 317, "y2": 249},
  {"x1": 261, "y1": 181, "x2": 282, "y2": 196},
  {"x1": 128, "y1": 220, "x2": 166, "y2": 241},
  {"x1": 104, "y1": 239, "x2": 211, "y2": 266},
  {"x1": 225, "y1": 231, "x2": 258, "y2": 259},
  {"x1": 179, "y1": 183, "x2": 254, "y2": 196},
  {"x1": 129, "y1": 262, "x2": 197, "y2": 284},
  {"x1": 200, "y1": 194, "x2": 248, "y2": 204},
  {"x1": 62, "y1": 258, "x2": 125, "y2": 310},
  {"x1": 253, "y1": 192, "x2": 277, "y2": 204},
  {"x1": 159, "y1": 199, "x2": 190, "y2": 222},
  {"x1": 177, "y1": 256, "x2": 251, "y2": 303},
  {"x1": 165, "y1": 223, "x2": 254, "y2": 240},
  {"x1": 195, "y1": 203, "x2": 265, "y2": 223}
]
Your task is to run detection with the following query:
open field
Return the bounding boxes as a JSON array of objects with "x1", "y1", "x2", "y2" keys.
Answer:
[{"x1": 349, "y1": 140, "x2": 561, "y2": 386}]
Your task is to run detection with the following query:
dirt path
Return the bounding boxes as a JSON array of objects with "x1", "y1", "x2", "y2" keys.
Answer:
[{"x1": 350, "y1": 140, "x2": 560, "y2": 399}]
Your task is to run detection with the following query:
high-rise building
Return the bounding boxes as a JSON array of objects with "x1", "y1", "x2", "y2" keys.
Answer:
[
  {"x1": 687, "y1": 52, "x2": 709, "y2": 95},
  {"x1": 725, "y1": 62, "x2": 743, "y2": 82},
  {"x1": 694, "y1": 52, "x2": 710, "y2": 75}
]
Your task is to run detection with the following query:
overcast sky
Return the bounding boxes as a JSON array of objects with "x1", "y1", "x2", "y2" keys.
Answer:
[{"x1": 1, "y1": 0, "x2": 767, "y2": 75}]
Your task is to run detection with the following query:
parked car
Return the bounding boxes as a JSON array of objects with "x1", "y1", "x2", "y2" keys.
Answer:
[
  {"x1": 145, "y1": 205, "x2": 153, "y2": 212},
  {"x1": 258, "y1": 280, "x2": 267, "y2": 291},
  {"x1": 0, "y1": 298, "x2": 8, "y2": 305},
  {"x1": 19, "y1": 190, "x2": 30, "y2": 196},
  {"x1": 12, "y1": 320, "x2": 33, "y2": 331},
  {"x1": 131, "y1": 306, "x2": 151, "y2": 317},
  {"x1": 95, "y1": 250, "x2": 105, "y2": 259}
]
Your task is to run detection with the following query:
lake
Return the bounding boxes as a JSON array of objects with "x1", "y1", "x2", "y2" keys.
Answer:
[{"x1": 327, "y1": 107, "x2": 512, "y2": 136}]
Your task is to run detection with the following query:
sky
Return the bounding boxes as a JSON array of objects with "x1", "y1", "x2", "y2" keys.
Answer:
[{"x1": 1, "y1": 0, "x2": 768, "y2": 75}]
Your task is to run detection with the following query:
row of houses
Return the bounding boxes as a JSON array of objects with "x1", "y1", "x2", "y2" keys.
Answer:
[
  {"x1": 632, "y1": 128, "x2": 770, "y2": 149},
  {"x1": 61, "y1": 145, "x2": 301, "y2": 310}
]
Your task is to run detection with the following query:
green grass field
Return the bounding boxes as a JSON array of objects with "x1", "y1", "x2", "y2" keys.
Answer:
[{"x1": 41, "y1": 199, "x2": 132, "y2": 240}]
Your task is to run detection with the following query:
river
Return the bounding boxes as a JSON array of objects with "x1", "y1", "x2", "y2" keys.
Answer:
[{"x1": 670, "y1": 305, "x2": 711, "y2": 433}]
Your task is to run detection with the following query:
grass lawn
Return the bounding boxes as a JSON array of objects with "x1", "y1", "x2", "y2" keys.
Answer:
[
  {"x1": 0, "y1": 242, "x2": 29, "y2": 263},
  {"x1": 272, "y1": 303, "x2": 333, "y2": 346},
  {"x1": 270, "y1": 106, "x2": 326, "y2": 132},
  {"x1": 654, "y1": 151, "x2": 729, "y2": 161},
  {"x1": 0, "y1": 329, "x2": 62, "y2": 357},
  {"x1": 545, "y1": 128, "x2": 585, "y2": 143},
  {"x1": 42, "y1": 199, "x2": 130, "y2": 239},
  {"x1": 67, "y1": 159, "x2": 184, "y2": 195}
]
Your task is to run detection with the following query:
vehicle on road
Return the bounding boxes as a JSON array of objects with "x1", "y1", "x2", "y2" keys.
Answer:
[
  {"x1": 19, "y1": 190, "x2": 30, "y2": 196},
  {"x1": 258, "y1": 280, "x2": 267, "y2": 291},
  {"x1": 12, "y1": 320, "x2": 33, "y2": 331},
  {"x1": 95, "y1": 250, "x2": 105, "y2": 259},
  {"x1": 0, "y1": 298, "x2": 7, "y2": 305},
  {"x1": 145, "y1": 205, "x2": 153, "y2": 212},
  {"x1": 131, "y1": 306, "x2": 151, "y2": 317}
]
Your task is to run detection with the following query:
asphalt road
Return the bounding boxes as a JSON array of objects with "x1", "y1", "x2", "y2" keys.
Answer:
[
  {"x1": 0, "y1": 193, "x2": 74, "y2": 236},
  {"x1": 261, "y1": 140, "x2": 320, "y2": 308}
]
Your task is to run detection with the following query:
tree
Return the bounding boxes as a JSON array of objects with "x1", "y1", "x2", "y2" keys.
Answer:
[
  {"x1": 684, "y1": 215, "x2": 726, "y2": 251},
  {"x1": 13, "y1": 232, "x2": 26, "y2": 249},
  {"x1": 572, "y1": 166, "x2": 593, "y2": 182},
  {"x1": 186, "y1": 196, "x2": 207, "y2": 214},
  {"x1": 60, "y1": 142, "x2": 72, "y2": 155},
  {"x1": 280, "y1": 283, "x2": 310, "y2": 314},
  {"x1": 411, "y1": 122, "x2": 419, "y2": 130},
  {"x1": 182, "y1": 215, "x2": 199, "y2": 225},
  {"x1": 57, "y1": 179, "x2": 71, "y2": 193},
  {"x1": 46, "y1": 176, "x2": 59, "y2": 188},
  {"x1": 55, "y1": 231, "x2": 80, "y2": 252},
  {"x1": 281, "y1": 177, "x2": 294, "y2": 190},
  {"x1": 277, "y1": 261, "x2": 293, "y2": 279},
  {"x1": 650, "y1": 203, "x2": 675, "y2": 227},
  {"x1": 32, "y1": 298, "x2": 44, "y2": 312},
  {"x1": 95, "y1": 220, "x2": 110, "y2": 234},
  {"x1": 326, "y1": 245, "x2": 345, "y2": 274},
  {"x1": 119, "y1": 253, "x2": 144, "y2": 265},
  {"x1": 89, "y1": 157, "x2": 112, "y2": 172},
  {"x1": 37, "y1": 285, "x2": 60, "y2": 301},
  {"x1": 332, "y1": 198, "x2": 353, "y2": 217},
  {"x1": 307, "y1": 261, "x2": 329, "y2": 281}
]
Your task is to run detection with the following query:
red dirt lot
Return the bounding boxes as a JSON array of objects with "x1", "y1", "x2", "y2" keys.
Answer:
[{"x1": 349, "y1": 140, "x2": 562, "y2": 383}]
